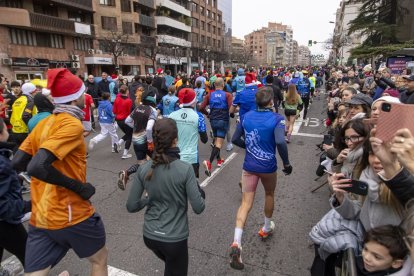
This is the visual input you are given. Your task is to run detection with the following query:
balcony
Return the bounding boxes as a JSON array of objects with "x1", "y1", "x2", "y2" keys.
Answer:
[
  {"x1": 157, "y1": 34, "x2": 191, "y2": 48},
  {"x1": 30, "y1": 13, "x2": 93, "y2": 36},
  {"x1": 140, "y1": 35, "x2": 157, "y2": 45},
  {"x1": 51, "y1": 0, "x2": 93, "y2": 12},
  {"x1": 135, "y1": 0, "x2": 155, "y2": 9},
  {"x1": 155, "y1": 16, "x2": 191, "y2": 32},
  {"x1": 139, "y1": 14, "x2": 156, "y2": 28},
  {"x1": 155, "y1": 0, "x2": 190, "y2": 17}
]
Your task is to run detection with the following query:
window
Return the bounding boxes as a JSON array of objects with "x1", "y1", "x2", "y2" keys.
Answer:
[
  {"x1": 200, "y1": 7, "x2": 204, "y2": 15},
  {"x1": 33, "y1": 3, "x2": 58, "y2": 17},
  {"x1": 207, "y1": 37, "x2": 211, "y2": 45},
  {"x1": 217, "y1": 14, "x2": 221, "y2": 23},
  {"x1": 122, "y1": 21, "x2": 133, "y2": 34},
  {"x1": 213, "y1": 26, "x2": 216, "y2": 34},
  {"x1": 213, "y1": 38, "x2": 216, "y2": 46},
  {"x1": 100, "y1": 0, "x2": 115, "y2": 6},
  {"x1": 9, "y1": 28, "x2": 63, "y2": 48},
  {"x1": 192, "y1": 18, "x2": 198, "y2": 28},
  {"x1": 218, "y1": 28, "x2": 221, "y2": 35},
  {"x1": 73, "y1": 37, "x2": 91, "y2": 51},
  {"x1": 212, "y1": 12, "x2": 215, "y2": 20},
  {"x1": 206, "y1": 10, "x2": 209, "y2": 18},
  {"x1": 201, "y1": 21, "x2": 205, "y2": 30},
  {"x1": 192, "y1": 35, "x2": 199, "y2": 43},
  {"x1": 102, "y1": 16, "x2": 117, "y2": 31},
  {"x1": 0, "y1": 0, "x2": 23, "y2": 8},
  {"x1": 190, "y1": 3, "x2": 198, "y2": 12},
  {"x1": 121, "y1": 0, "x2": 131, "y2": 12},
  {"x1": 207, "y1": 23, "x2": 211, "y2": 32},
  {"x1": 68, "y1": 11, "x2": 91, "y2": 23},
  {"x1": 218, "y1": 40, "x2": 221, "y2": 48},
  {"x1": 201, "y1": 35, "x2": 205, "y2": 43}
]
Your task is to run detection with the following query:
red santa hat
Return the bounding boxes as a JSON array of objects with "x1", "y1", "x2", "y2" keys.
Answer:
[
  {"x1": 47, "y1": 68, "x2": 85, "y2": 104},
  {"x1": 157, "y1": 68, "x2": 164, "y2": 74},
  {"x1": 245, "y1": 73, "x2": 260, "y2": 87},
  {"x1": 178, "y1": 88, "x2": 197, "y2": 108}
]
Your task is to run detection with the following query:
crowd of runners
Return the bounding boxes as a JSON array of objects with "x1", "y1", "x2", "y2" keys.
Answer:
[{"x1": 0, "y1": 63, "x2": 414, "y2": 276}]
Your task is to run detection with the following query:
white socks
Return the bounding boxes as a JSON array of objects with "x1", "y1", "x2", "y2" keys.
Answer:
[
  {"x1": 123, "y1": 149, "x2": 129, "y2": 156},
  {"x1": 234, "y1": 227, "x2": 243, "y2": 246},
  {"x1": 263, "y1": 216, "x2": 272, "y2": 232}
]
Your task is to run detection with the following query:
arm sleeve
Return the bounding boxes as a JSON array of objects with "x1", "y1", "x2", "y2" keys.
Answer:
[
  {"x1": 232, "y1": 123, "x2": 246, "y2": 149},
  {"x1": 198, "y1": 113, "x2": 208, "y2": 144},
  {"x1": 381, "y1": 168, "x2": 414, "y2": 206},
  {"x1": 22, "y1": 98, "x2": 35, "y2": 124},
  {"x1": 11, "y1": 150, "x2": 32, "y2": 172},
  {"x1": 146, "y1": 119, "x2": 155, "y2": 142},
  {"x1": 126, "y1": 172, "x2": 148, "y2": 212},
  {"x1": 112, "y1": 99, "x2": 118, "y2": 115},
  {"x1": 381, "y1": 77, "x2": 396, "y2": 89},
  {"x1": 185, "y1": 165, "x2": 205, "y2": 214},
  {"x1": 27, "y1": 149, "x2": 87, "y2": 196},
  {"x1": 274, "y1": 125, "x2": 289, "y2": 165},
  {"x1": 330, "y1": 195, "x2": 362, "y2": 220},
  {"x1": 125, "y1": 115, "x2": 134, "y2": 128},
  {"x1": 0, "y1": 162, "x2": 26, "y2": 220}
]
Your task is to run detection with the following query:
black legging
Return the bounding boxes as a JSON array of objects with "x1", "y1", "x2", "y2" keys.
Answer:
[
  {"x1": 116, "y1": 119, "x2": 133, "y2": 150},
  {"x1": 0, "y1": 221, "x2": 27, "y2": 265},
  {"x1": 301, "y1": 96, "x2": 310, "y2": 119},
  {"x1": 144, "y1": 236, "x2": 188, "y2": 276}
]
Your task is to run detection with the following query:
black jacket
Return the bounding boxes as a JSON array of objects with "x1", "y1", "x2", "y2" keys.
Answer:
[
  {"x1": 399, "y1": 89, "x2": 414, "y2": 104},
  {"x1": 0, "y1": 143, "x2": 30, "y2": 224},
  {"x1": 272, "y1": 77, "x2": 283, "y2": 91},
  {"x1": 382, "y1": 168, "x2": 414, "y2": 206},
  {"x1": 97, "y1": 79, "x2": 110, "y2": 97},
  {"x1": 85, "y1": 80, "x2": 99, "y2": 100}
]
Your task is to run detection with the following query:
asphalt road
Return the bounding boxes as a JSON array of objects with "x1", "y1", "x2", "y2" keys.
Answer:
[{"x1": 4, "y1": 93, "x2": 332, "y2": 276}]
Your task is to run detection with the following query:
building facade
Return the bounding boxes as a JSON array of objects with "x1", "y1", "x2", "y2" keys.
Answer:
[
  {"x1": 298, "y1": 45, "x2": 311, "y2": 66},
  {"x1": 189, "y1": 0, "x2": 223, "y2": 72},
  {"x1": 0, "y1": 0, "x2": 95, "y2": 80},
  {"x1": 217, "y1": 0, "x2": 232, "y2": 59},
  {"x1": 292, "y1": 40, "x2": 299, "y2": 65}
]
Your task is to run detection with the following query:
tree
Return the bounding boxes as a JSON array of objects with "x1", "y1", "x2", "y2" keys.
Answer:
[
  {"x1": 138, "y1": 36, "x2": 170, "y2": 71},
  {"x1": 232, "y1": 43, "x2": 252, "y2": 67},
  {"x1": 99, "y1": 31, "x2": 129, "y2": 71},
  {"x1": 348, "y1": 0, "x2": 409, "y2": 57}
]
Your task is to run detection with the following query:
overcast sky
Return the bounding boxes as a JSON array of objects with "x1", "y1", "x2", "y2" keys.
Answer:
[{"x1": 232, "y1": 0, "x2": 342, "y2": 56}]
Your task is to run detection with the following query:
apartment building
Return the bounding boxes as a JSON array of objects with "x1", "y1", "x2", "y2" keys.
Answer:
[
  {"x1": 244, "y1": 28, "x2": 266, "y2": 66},
  {"x1": 0, "y1": 0, "x2": 95, "y2": 80},
  {"x1": 189, "y1": 0, "x2": 224, "y2": 71},
  {"x1": 292, "y1": 40, "x2": 298, "y2": 65},
  {"x1": 92, "y1": 0, "x2": 157, "y2": 76},
  {"x1": 217, "y1": 0, "x2": 232, "y2": 56},
  {"x1": 298, "y1": 45, "x2": 311, "y2": 66}
]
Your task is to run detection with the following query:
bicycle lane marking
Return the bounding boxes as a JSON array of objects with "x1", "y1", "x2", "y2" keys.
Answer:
[{"x1": 200, "y1": 152, "x2": 238, "y2": 188}]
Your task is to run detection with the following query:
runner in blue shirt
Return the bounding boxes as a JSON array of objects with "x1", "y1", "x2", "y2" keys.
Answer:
[
  {"x1": 157, "y1": 85, "x2": 179, "y2": 117},
  {"x1": 169, "y1": 88, "x2": 208, "y2": 178},
  {"x1": 229, "y1": 86, "x2": 293, "y2": 270},
  {"x1": 296, "y1": 71, "x2": 311, "y2": 119}
]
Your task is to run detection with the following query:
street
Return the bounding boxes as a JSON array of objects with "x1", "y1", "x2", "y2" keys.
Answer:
[{"x1": 2, "y1": 95, "x2": 331, "y2": 276}]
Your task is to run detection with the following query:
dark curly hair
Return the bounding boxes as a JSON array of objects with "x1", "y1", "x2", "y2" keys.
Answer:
[{"x1": 145, "y1": 118, "x2": 178, "y2": 181}]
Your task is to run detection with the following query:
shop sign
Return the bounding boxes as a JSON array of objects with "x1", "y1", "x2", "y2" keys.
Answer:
[{"x1": 12, "y1": 57, "x2": 49, "y2": 67}]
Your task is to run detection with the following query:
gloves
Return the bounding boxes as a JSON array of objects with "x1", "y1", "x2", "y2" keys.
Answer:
[
  {"x1": 23, "y1": 200, "x2": 31, "y2": 213},
  {"x1": 282, "y1": 164, "x2": 293, "y2": 176},
  {"x1": 79, "y1": 183, "x2": 96, "y2": 200},
  {"x1": 197, "y1": 182, "x2": 206, "y2": 199},
  {"x1": 230, "y1": 113, "x2": 235, "y2": 118},
  {"x1": 147, "y1": 141, "x2": 154, "y2": 152}
]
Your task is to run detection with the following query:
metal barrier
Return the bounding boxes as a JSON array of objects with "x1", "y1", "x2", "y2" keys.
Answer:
[{"x1": 336, "y1": 248, "x2": 357, "y2": 276}]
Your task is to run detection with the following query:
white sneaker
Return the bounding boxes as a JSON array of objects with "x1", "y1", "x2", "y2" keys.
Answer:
[
  {"x1": 122, "y1": 153, "x2": 132, "y2": 159},
  {"x1": 88, "y1": 140, "x2": 97, "y2": 151},
  {"x1": 226, "y1": 143, "x2": 233, "y2": 151}
]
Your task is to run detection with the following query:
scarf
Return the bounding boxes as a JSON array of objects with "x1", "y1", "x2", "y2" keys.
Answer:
[
  {"x1": 359, "y1": 166, "x2": 381, "y2": 202},
  {"x1": 341, "y1": 146, "x2": 364, "y2": 178},
  {"x1": 53, "y1": 104, "x2": 84, "y2": 121},
  {"x1": 164, "y1": 147, "x2": 180, "y2": 163}
]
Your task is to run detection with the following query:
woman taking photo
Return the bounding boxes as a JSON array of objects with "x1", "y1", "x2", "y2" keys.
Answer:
[
  {"x1": 126, "y1": 118, "x2": 205, "y2": 276},
  {"x1": 283, "y1": 84, "x2": 302, "y2": 143}
]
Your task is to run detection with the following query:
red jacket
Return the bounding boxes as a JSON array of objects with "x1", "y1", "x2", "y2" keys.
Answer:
[{"x1": 113, "y1": 94, "x2": 133, "y2": 121}]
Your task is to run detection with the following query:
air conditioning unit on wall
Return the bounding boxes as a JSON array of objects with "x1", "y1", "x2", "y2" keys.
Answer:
[
  {"x1": 70, "y1": 55, "x2": 80, "y2": 61},
  {"x1": 71, "y1": 62, "x2": 81, "y2": 69},
  {"x1": 88, "y1": 49, "x2": 95, "y2": 54},
  {"x1": 2, "y1": 58, "x2": 12, "y2": 65}
]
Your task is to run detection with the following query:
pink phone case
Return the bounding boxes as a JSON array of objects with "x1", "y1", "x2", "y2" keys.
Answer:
[{"x1": 376, "y1": 103, "x2": 414, "y2": 143}]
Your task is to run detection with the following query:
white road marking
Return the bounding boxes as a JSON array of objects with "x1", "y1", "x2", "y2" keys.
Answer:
[
  {"x1": 293, "y1": 132, "x2": 324, "y2": 138},
  {"x1": 108, "y1": 266, "x2": 139, "y2": 276},
  {"x1": 200, "y1": 152, "x2": 238, "y2": 187}
]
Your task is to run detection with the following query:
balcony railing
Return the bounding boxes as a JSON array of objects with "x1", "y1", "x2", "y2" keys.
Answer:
[
  {"x1": 139, "y1": 14, "x2": 156, "y2": 28},
  {"x1": 140, "y1": 35, "x2": 156, "y2": 45},
  {"x1": 135, "y1": 0, "x2": 155, "y2": 9},
  {"x1": 29, "y1": 13, "x2": 92, "y2": 36},
  {"x1": 51, "y1": 0, "x2": 93, "y2": 12}
]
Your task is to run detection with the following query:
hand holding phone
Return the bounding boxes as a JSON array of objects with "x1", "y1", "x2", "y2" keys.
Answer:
[
  {"x1": 376, "y1": 103, "x2": 414, "y2": 143},
  {"x1": 336, "y1": 148, "x2": 349, "y2": 163}
]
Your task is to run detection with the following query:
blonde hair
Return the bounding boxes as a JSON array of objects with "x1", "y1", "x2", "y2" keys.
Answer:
[
  {"x1": 286, "y1": 84, "x2": 299, "y2": 105},
  {"x1": 135, "y1": 87, "x2": 144, "y2": 105}
]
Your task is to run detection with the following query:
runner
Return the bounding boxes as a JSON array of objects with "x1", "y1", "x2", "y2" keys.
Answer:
[
  {"x1": 117, "y1": 89, "x2": 157, "y2": 190},
  {"x1": 12, "y1": 68, "x2": 107, "y2": 275},
  {"x1": 126, "y1": 118, "x2": 205, "y2": 276},
  {"x1": 169, "y1": 88, "x2": 208, "y2": 178},
  {"x1": 113, "y1": 85, "x2": 133, "y2": 159},
  {"x1": 296, "y1": 70, "x2": 312, "y2": 120},
  {"x1": 88, "y1": 92, "x2": 119, "y2": 153},
  {"x1": 229, "y1": 86, "x2": 292, "y2": 270},
  {"x1": 199, "y1": 78, "x2": 233, "y2": 176},
  {"x1": 283, "y1": 84, "x2": 303, "y2": 143},
  {"x1": 158, "y1": 85, "x2": 179, "y2": 117}
]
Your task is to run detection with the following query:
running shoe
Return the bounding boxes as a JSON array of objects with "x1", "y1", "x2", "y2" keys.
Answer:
[
  {"x1": 229, "y1": 242, "x2": 244, "y2": 270},
  {"x1": 113, "y1": 143, "x2": 118, "y2": 153},
  {"x1": 121, "y1": 153, "x2": 132, "y2": 159},
  {"x1": 226, "y1": 143, "x2": 233, "y2": 152},
  {"x1": 18, "y1": 172, "x2": 31, "y2": 183},
  {"x1": 217, "y1": 159, "x2": 225, "y2": 168},
  {"x1": 203, "y1": 160, "x2": 212, "y2": 176},
  {"x1": 117, "y1": 170, "x2": 128, "y2": 190},
  {"x1": 258, "y1": 221, "x2": 275, "y2": 240},
  {"x1": 88, "y1": 139, "x2": 97, "y2": 151},
  {"x1": 21, "y1": 185, "x2": 30, "y2": 194}
]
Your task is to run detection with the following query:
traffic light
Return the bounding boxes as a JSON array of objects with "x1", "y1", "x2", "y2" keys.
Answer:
[{"x1": 308, "y1": 40, "x2": 313, "y2": 47}]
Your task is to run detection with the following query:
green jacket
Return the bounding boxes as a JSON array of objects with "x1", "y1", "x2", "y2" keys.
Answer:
[{"x1": 126, "y1": 159, "x2": 205, "y2": 242}]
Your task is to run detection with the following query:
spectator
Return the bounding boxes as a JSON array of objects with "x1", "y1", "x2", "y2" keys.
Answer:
[
  {"x1": 97, "y1": 72, "x2": 110, "y2": 98},
  {"x1": 400, "y1": 75, "x2": 414, "y2": 104}
]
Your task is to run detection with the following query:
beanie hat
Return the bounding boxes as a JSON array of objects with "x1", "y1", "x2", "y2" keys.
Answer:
[
  {"x1": 371, "y1": 95, "x2": 401, "y2": 108},
  {"x1": 237, "y1": 68, "x2": 245, "y2": 76},
  {"x1": 178, "y1": 88, "x2": 197, "y2": 108},
  {"x1": 47, "y1": 68, "x2": 85, "y2": 104},
  {"x1": 21, "y1": 83, "x2": 36, "y2": 96},
  {"x1": 34, "y1": 93, "x2": 54, "y2": 113}
]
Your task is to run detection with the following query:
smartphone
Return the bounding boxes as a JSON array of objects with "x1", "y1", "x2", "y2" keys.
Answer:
[
  {"x1": 376, "y1": 103, "x2": 414, "y2": 143},
  {"x1": 342, "y1": 180, "x2": 368, "y2": 196},
  {"x1": 323, "y1": 134, "x2": 333, "y2": 146}
]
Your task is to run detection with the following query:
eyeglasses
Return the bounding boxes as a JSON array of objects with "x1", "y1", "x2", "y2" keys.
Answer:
[
  {"x1": 343, "y1": 135, "x2": 363, "y2": 143},
  {"x1": 403, "y1": 235, "x2": 414, "y2": 250}
]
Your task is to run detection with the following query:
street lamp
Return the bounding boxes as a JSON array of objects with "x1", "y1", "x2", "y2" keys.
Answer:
[{"x1": 205, "y1": 49, "x2": 210, "y2": 72}]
